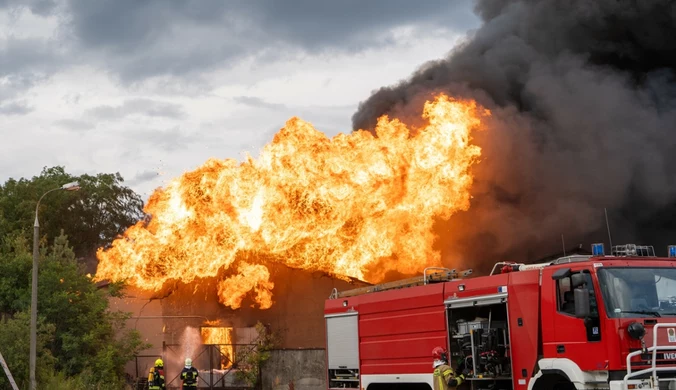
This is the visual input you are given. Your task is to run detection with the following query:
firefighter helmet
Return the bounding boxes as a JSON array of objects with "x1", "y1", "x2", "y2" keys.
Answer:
[
  {"x1": 155, "y1": 358, "x2": 164, "y2": 367},
  {"x1": 185, "y1": 358, "x2": 192, "y2": 368},
  {"x1": 432, "y1": 346, "x2": 447, "y2": 361}
]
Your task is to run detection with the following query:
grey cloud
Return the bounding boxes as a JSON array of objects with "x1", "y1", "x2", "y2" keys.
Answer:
[
  {"x1": 128, "y1": 170, "x2": 160, "y2": 186},
  {"x1": 55, "y1": 118, "x2": 94, "y2": 131},
  {"x1": 67, "y1": 0, "x2": 476, "y2": 51},
  {"x1": 63, "y1": 0, "x2": 478, "y2": 81},
  {"x1": 0, "y1": 0, "x2": 57, "y2": 15},
  {"x1": 0, "y1": 38, "x2": 63, "y2": 76},
  {"x1": 85, "y1": 98, "x2": 185, "y2": 120},
  {"x1": 0, "y1": 38, "x2": 64, "y2": 101},
  {"x1": 250, "y1": 1, "x2": 477, "y2": 51},
  {"x1": 124, "y1": 126, "x2": 202, "y2": 152},
  {"x1": 0, "y1": 74, "x2": 45, "y2": 102},
  {"x1": 0, "y1": 1, "x2": 478, "y2": 84},
  {"x1": 234, "y1": 96, "x2": 286, "y2": 110},
  {"x1": 0, "y1": 100, "x2": 32, "y2": 115}
]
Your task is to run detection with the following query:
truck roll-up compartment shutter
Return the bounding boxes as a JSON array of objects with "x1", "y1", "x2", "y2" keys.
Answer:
[{"x1": 325, "y1": 312, "x2": 359, "y2": 369}]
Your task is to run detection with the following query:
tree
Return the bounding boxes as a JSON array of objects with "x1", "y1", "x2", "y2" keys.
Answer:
[
  {"x1": 0, "y1": 165, "x2": 149, "y2": 388},
  {"x1": 38, "y1": 233, "x2": 148, "y2": 381},
  {"x1": 0, "y1": 234, "x2": 32, "y2": 315},
  {"x1": 0, "y1": 312, "x2": 56, "y2": 389},
  {"x1": 0, "y1": 166, "x2": 145, "y2": 268},
  {"x1": 0, "y1": 233, "x2": 148, "y2": 387}
]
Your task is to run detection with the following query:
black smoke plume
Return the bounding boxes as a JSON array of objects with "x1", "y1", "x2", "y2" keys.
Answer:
[{"x1": 352, "y1": 0, "x2": 676, "y2": 271}]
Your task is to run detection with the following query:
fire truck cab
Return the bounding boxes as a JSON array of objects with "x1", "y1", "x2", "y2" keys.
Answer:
[{"x1": 324, "y1": 244, "x2": 676, "y2": 390}]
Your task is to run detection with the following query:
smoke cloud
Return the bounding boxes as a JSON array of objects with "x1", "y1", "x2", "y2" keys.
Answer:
[{"x1": 352, "y1": 0, "x2": 676, "y2": 270}]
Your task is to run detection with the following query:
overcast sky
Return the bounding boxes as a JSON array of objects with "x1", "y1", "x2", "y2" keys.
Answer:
[{"x1": 0, "y1": 0, "x2": 479, "y2": 199}]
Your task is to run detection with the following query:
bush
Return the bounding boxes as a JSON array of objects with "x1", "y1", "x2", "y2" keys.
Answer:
[
  {"x1": 0, "y1": 234, "x2": 148, "y2": 388},
  {"x1": 235, "y1": 322, "x2": 280, "y2": 387}
]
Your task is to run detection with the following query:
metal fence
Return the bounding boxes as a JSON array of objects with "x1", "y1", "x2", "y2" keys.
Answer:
[{"x1": 128, "y1": 343, "x2": 260, "y2": 390}]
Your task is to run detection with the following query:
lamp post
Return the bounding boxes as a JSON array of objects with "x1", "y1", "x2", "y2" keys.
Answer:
[{"x1": 30, "y1": 181, "x2": 80, "y2": 390}]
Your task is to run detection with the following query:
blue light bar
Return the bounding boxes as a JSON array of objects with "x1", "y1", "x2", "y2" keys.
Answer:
[
  {"x1": 669, "y1": 245, "x2": 676, "y2": 258},
  {"x1": 592, "y1": 243, "x2": 605, "y2": 256}
]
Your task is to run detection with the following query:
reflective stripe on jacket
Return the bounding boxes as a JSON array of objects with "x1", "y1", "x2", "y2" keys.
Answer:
[
  {"x1": 180, "y1": 367, "x2": 199, "y2": 387},
  {"x1": 433, "y1": 363, "x2": 463, "y2": 390}
]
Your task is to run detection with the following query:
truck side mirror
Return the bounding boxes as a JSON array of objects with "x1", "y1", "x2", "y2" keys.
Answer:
[
  {"x1": 574, "y1": 288, "x2": 590, "y2": 318},
  {"x1": 552, "y1": 268, "x2": 572, "y2": 280},
  {"x1": 571, "y1": 273, "x2": 586, "y2": 288}
]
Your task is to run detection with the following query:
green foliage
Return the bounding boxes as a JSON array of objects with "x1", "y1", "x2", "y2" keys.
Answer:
[
  {"x1": 0, "y1": 311, "x2": 57, "y2": 389},
  {"x1": 0, "y1": 233, "x2": 149, "y2": 388},
  {"x1": 41, "y1": 371, "x2": 85, "y2": 390},
  {"x1": 36, "y1": 233, "x2": 149, "y2": 380},
  {"x1": 234, "y1": 322, "x2": 280, "y2": 386},
  {"x1": 0, "y1": 166, "x2": 145, "y2": 260},
  {"x1": 0, "y1": 234, "x2": 32, "y2": 314},
  {"x1": 42, "y1": 370, "x2": 136, "y2": 390},
  {"x1": 0, "y1": 167, "x2": 149, "y2": 389}
]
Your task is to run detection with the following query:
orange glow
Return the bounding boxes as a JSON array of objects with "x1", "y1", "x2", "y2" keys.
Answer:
[
  {"x1": 95, "y1": 94, "x2": 488, "y2": 308},
  {"x1": 201, "y1": 327, "x2": 234, "y2": 369}
]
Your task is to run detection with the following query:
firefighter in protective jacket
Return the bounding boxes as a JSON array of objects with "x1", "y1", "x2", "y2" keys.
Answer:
[
  {"x1": 148, "y1": 358, "x2": 166, "y2": 390},
  {"x1": 180, "y1": 358, "x2": 199, "y2": 389},
  {"x1": 432, "y1": 346, "x2": 465, "y2": 389}
]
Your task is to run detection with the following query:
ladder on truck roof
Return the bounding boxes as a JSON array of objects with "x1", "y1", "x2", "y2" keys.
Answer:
[{"x1": 329, "y1": 267, "x2": 473, "y2": 299}]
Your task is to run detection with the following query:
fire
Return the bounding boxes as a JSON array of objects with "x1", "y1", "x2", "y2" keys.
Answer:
[
  {"x1": 201, "y1": 327, "x2": 234, "y2": 369},
  {"x1": 95, "y1": 94, "x2": 488, "y2": 309}
]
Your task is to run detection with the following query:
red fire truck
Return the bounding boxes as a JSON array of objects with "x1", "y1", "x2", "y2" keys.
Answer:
[{"x1": 324, "y1": 244, "x2": 676, "y2": 390}]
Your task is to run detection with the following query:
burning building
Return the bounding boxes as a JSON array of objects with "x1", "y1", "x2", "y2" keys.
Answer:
[
  {"x1": 108, "y1": 266, "x2": 369, "y2": 389},
  {"x1": 98, "y1": 94, "x2": 486, "y2": 388},
  {"x1": 96, "y1": 1, "x2": 676, "y2": 388}
]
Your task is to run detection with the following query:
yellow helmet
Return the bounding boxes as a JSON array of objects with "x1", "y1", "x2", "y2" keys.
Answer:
[{"x1": 155, "y1": 358, "x2": 164, "y2": 367}]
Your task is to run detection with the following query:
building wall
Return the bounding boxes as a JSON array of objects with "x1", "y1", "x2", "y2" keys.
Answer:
[
  {"x1": 110, "y1": 264, "x2": 368, "y2": 381},
  {"x1": 261, "y1": 349, "x2": 326, "y2": 390},
  {"x1": 159, "y1": 264, "x2": 369, "y2": 348},
  {"x1": 107, "y1": 286, "x2": 165, "y2": 378}
]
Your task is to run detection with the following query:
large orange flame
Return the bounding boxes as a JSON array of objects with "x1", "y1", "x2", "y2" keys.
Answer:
[
  {"x1": 201, "y1": 327, "x2": 234, "y2": 369},
  {"x1": 95, "y1": 94, "x2": 489, "y2": 309}
]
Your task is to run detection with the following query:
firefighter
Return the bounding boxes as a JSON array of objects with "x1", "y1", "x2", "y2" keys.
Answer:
[
  {"x1": 148, "y1": 358, "x2": 166, "y2": 390},
  {"x1": 180, "y1": 357, "x2": 199, "y2": 389},
  {"x1": 432, "y1": 346, "x2": 465, "y2": 389}
]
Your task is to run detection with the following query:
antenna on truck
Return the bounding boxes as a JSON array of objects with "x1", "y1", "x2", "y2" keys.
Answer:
[{"x1": 605, "y1": 208, "x2": 613, "y2": 250}]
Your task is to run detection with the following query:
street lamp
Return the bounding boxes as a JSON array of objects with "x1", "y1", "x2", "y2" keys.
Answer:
[{"x1": 29, "y1": 181, "x2": 80, "y2": 390}]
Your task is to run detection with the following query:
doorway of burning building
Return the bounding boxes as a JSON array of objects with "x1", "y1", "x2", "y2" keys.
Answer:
[{"x1": 201, "y1": 326, "x2": 235, "y2": 369}]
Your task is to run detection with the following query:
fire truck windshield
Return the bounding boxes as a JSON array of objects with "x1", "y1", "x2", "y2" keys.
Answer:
[{"x1": 597, "y1": 267, "x2": 676, "y2": 318}]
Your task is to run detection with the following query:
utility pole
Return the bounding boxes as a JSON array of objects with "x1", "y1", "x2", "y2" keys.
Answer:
[{"x1": 29, "y1": 182, "x2": 80, "y2": 390}]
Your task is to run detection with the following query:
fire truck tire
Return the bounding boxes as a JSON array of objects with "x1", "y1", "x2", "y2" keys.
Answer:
[{"x1": 532, "y1": 374, "x2": 576, "y2": 390}]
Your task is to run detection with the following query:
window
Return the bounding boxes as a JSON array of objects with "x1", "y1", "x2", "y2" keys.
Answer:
[
  {"x1": 557, "y1": 277, "x2": 574, "y2": 315},
  {"x1": 556, "y1": 271, "x2": 598, "y2": 317},
  {"x1": 597, "y1": 267, "x2": 676, "y2": 318}
]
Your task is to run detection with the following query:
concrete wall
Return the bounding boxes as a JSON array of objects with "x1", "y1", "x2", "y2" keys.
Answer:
[{"x1": 261, "y1": 349, "x2": 326, "y2": 390}]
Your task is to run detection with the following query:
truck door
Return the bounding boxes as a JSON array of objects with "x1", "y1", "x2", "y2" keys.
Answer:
[{"x1": 541, "y1": 267, "x2": 608, "y2": 371}]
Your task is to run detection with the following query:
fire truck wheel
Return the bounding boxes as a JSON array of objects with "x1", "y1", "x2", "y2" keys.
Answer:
[{"x1": 532, "y1": 374, "x2": 575, "y2": 390}]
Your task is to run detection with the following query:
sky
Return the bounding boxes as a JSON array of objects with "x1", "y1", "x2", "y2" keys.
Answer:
[{"x1": 0, "y1": 0, "x2": 479, "y2": 199}]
